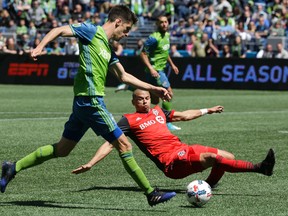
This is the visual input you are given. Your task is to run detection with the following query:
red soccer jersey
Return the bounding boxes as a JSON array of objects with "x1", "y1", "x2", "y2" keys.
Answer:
[{"x1": 118, "y1": 105, "x2": 185, "y2": 170}]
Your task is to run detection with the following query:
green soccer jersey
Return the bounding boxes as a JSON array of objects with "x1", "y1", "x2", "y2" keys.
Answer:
[
  {"x1": 70, "y1": 22, "x2": 119, "y2": 96},
  {"x1": 143, "y1": 31, "x2": 170, "y2": 72}
]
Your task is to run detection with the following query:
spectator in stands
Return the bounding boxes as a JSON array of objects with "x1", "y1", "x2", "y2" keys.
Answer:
[
  {"x1": 57, "y1": 5, "x2": 72, "y2": 25},
  {"x1": 207, "y1": 4, "x2": 219, "y2": 22},
  {"x1": 41, "y1": 0, "x2": 56, "y2": 21},
  {"x1": 88, "y1": 0, "x2": 98, "y2": 14},
  {"x1": 184, "y1": 16, "x2": 196, "y2": 36},
  {"x1": 149, "y1": 0, "x2": 166, "y2": 20},
  {"x1": 91, "y1": 12, "x2": 102, "y2": 25},
  {"x1": 256, "y1": 43, "x2": 274, "y2": 58},
  {"x1": 27, "y1": 0, "x2": 46, "y2": 28},
  {"x1": 71, "y1": 3, "x2": 84, "y2": 23},
  {"x1": 221, "y1": 44, "x2": 231, "y2": 58},
  {"x1": 191, "y1": 32, "x2": 208, "y2": 58},
  {"x1": 16, "y1": 18, "x2": 28, "y2": 36},
  {"x1": 2, "y1": 36, "x2": 23, "y2": 55},
  {"x1": 275, "y1": 42, "x2": 288, "y2": 59},
  {"x1": 0, "y1": 9, "x2": 11, "y2": 28},
  {"x1": 28, "y1": 21, "x2": 37, "y2": 40},
  {"x1": 130, "y1": 0, "x2": 146, "y2": 26},
  {"x1": 0, "y1": 31, "x2": 6, "y2": 52},
  {"x1": 165, "y1": 0, "x2": 175, "y2": 27},
  {"x1": 235, "y1": 21, "x2": 252, "y2": 42},
  {"x1": 255, "y1": 15, "x2": 270, "y2": 47},
  {"x1": 6, "y1": 19, "x2": 17, "y2": 33},
  {"x1": 203, "y1": 18, "x2": 215, "y2": 39},
  {"x1": 38, "y1": 16, "x2": 52, "y2": 34},
  {"x1": 65, "y1": 37, "x2": 79, "y2": 55},
  {"x1": 83, "y1": 10, "x2": 92, "y2": 22},
  {"x1": 174, "y1": 0, "x2": 191, "y2": 20},
  {"x1": 252, "y1": 4, "x2": 269, "y2": 23},
  {"x1": 19, "y1": 33, "x2": 31, "y2": 53},
  {"x1": 269, "y1": 21, "x2": 285, "y2": 37},
  {"x1": 239, "y1": 5, "x2": 253, "y2": 30},
  {"x1": 29, "y1": 37, "x2": 47, "y2": 56},
  {"x1": 48, "y1": 40, "x2": 65, "y2": 55},
  {"x1": 170, "y1": 18, "x2": 186, "y2": 40},
  {"x1": 205, "y1": 38, "x2": 219, "y2": 58},
  {"x1": 214, "y1": 0, "x2": 232, "y2": 15},
  {"x1": 170, "y1": 44, "x2": 182, "y2": 57},
  {"x1": 231, "y1": 35, "x2": 246, "y2": 58}
]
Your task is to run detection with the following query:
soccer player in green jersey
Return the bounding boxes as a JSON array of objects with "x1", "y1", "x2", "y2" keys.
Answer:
[{"x1": 0, "y1": 5, "x2": 176, "y2": 206}]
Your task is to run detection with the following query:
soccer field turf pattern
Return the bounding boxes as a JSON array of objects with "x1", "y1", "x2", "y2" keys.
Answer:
[{"x1": 0, "y1": 85, "x2": 287, "y2": 216}]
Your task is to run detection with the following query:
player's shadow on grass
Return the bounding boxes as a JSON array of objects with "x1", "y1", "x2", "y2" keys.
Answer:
[
  {"x1": 0, "y1": 200, "x2": 166, "y2": 212},
  {"x1": 75, "y1": 185, "x2": 186, "y2": 194}
]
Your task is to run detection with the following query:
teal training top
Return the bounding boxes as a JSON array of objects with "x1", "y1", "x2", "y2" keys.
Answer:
[
  {"x1": 143, "y1": 31, "x2": 170, "y2": 72},
  {"x1": 70, "y1": 22, "x2": 119, "y2": 96}
]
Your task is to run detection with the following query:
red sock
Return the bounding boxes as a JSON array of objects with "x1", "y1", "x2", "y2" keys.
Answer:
[{"x1": 206, "y1": 155, "x2": 256, "y2": 186}]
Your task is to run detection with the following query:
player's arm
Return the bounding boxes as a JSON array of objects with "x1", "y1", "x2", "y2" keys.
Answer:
[
  {"x1": 72, "y1": 141, "x2": 114, "y2": 174},
  {"x1": 31, "y1": 25, "x2": 73, "y2": 61},
  {"x1": 167, "y1": 55, "x2": 179, "y2": 75},
  {"x1": 109, "y1": 62, "x2": 171, "y2": 101},
  {"x1": 140, "y1": 51, "x2": 159, "y2": 77},
  {"x1": 171, "y1": 105, "x2": 224, "y2": 122}
]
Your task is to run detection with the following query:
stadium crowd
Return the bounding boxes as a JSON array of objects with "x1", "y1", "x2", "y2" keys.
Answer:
[{"x1": 0, "y1": 0, "x2": 287, "y2": 58}]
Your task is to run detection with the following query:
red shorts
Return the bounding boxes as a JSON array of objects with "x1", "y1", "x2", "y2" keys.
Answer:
[{"x1": 163, "y1": 144, "x2": 218, "y2": 179}]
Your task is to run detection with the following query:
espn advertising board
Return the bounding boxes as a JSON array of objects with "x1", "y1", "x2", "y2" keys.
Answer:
[{"x1": 0, "y1": 54, "x2": 287, "y2": 90}]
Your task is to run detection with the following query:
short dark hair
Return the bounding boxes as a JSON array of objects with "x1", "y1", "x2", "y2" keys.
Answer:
[{"x1": 108, "y1": 5, "x2": 138, "y2": 25}]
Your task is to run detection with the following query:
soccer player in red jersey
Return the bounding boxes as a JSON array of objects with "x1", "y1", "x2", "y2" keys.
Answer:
[{"x1": 72, "y1": 89, "x2": 275, "y2": 187}]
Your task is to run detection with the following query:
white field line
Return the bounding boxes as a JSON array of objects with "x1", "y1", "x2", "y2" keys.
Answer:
[{"x1": 0, "y1": 110, "x2": 287, "y2": 122}]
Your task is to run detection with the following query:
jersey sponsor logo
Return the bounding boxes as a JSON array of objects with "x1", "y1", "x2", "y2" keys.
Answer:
[
  {"x1": 139, "y1": 120, "x2": 156, "y2": 130},
  {"x1": 99, "y1": 47, "x2": 111, "y2": 61},
  {"x1": 8, "y1": 63, "x2": 49, "y2": 77},
  {"x1": 136, "y1": 117, "x2": 142, "y2": 121}
]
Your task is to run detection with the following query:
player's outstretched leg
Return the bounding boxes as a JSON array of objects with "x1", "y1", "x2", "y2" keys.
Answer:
[
  {"x1": 258, "y1": 148, "x2": 275, "y2": 176},
  {"x1": 146, "y1": 188, "x2": 176, "y2": 206},
  {"x1": 1, "y1": 161, "x2": 16, "y2": 193}
]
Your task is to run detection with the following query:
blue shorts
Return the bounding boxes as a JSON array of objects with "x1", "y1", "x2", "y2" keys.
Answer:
[
  {"x1": 62, "y1": 96, "x2": 123, "y2": 143},
  {"x1": 146, "y1": 70, "x2": 171, "y2": 89}
]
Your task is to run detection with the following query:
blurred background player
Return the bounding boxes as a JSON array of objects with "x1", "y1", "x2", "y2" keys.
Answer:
[
  {"x1": 72, "y1": 89, "x2": 276, "y2": 188},
  {"x1": 116, "y1": 15, "x2": 180, "y2": 131}
]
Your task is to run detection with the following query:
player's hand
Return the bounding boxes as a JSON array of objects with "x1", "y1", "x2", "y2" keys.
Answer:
[
  {"x1": 150, "y1": 68, "x2": 159, "y2": 78},
  {"x1": 151, "y1": 87, "x2": 171, "y2": 102},
  {"x1": 172, "y1": 65, "x2": 179, "y2": 75},
  {"x1": 30, "y1": 47, "x2": 44, "y2": 61},
  {"x1": 208, "y1": 106, "x2": 224, "y2": 114},
  {"x1": 71, "y1": 164, "x2": 92, "y2": 174}
]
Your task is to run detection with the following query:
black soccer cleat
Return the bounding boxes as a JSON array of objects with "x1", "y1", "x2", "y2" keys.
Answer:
[
  {"x1": 259, "y1": 148, "x2": 275, "y2": 176},
  {"x1": 146, "y1": 188, "x2": 176, "y2": 206},
  {"x1": 1, "y1": 161, "x2": 16, "y2": 193}
]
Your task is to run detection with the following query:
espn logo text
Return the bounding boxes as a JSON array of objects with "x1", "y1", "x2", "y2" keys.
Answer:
[{"x1": 8, "y1": 63, "x2": 49, "y2": 76}]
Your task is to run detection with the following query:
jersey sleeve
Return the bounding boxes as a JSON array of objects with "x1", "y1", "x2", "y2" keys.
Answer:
[
  {"x1": 143, "y1": 35, "x2": 157, "y2": 54},
  {"x1": 70, "y1": 22, "x2": 97, "y2": 44},
  {"x1": 109, "y1": 50, "x2": 119, "y2": 66},
  {"x1": 161, "y1": 108, "x2": 175, "y2": 123},
  {"x1": 117, "y1": 116, "x2": 132, "y2": 136}
]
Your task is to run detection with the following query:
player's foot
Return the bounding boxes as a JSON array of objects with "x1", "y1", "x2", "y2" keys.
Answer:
[
  {"x1": 259, "y1": 148, "x2": 275, "y2": 176},
  {"x1": 115, "y1": 84, "x2": 128, "y2": 93},
  {"x1": 1, "y1": 161, "x2": 16, "y2": 193},
  {"x1": 146, "y1": 188, "x2": 176, "y2": 206},
  {"x1": 167, "y1": 123, "x2": 181, "y2": 131}
]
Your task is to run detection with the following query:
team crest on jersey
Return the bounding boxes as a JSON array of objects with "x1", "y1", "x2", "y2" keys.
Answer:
[
  {"x1": 155, "y1": 116, "x2": 165, "y2": 124},
  {"x1": 136, "y1": 117, "x2": 142, "y2": 121}
]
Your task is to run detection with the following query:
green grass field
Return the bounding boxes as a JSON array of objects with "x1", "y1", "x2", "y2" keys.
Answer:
[{"x1": 0, "y1": 85, "x2": 287, "y2": 216}]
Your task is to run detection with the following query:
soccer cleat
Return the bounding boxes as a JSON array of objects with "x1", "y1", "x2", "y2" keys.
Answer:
[
  {"x1": 1, "y1": 161, "x2": 16, "y2": 193},
  {"x1": 259, "y1": 148, "x2": 275, "y2": 176},
  {"x1": 167, "y1": 122, "x2": 181, "y2": 131},
  {"x1": 146, "y1": 188, "x2": 176, "y2": 206},
  {"x1": 115, "y1": 84, "x2": 128, "y2": 93}
]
